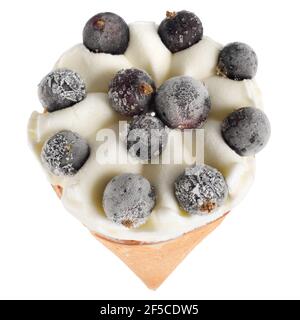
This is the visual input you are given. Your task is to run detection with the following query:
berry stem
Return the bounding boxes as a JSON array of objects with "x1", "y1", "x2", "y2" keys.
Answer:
[
  {"x1": 200, "y1": 201, "x2": 216, "y2": 213},
  {"x1": 216, "y1": 66, "x2": 227, "y2": 78},
  {"x1": 121, "y1": 219, "x2": 134, "y2": 228},
  {"x1": 95, "y1": 19, "x2": 105, "y2": 30},
  {"x1": 139, "y1": 83, "x2": 154, "y2": 95},
  {"x1": 166, "y1": 11, "x2": 177, "y2": 19}
]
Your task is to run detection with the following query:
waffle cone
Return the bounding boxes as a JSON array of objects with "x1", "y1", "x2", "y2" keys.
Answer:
[
  {"x1": 52, "y1": 185, "x2": 227, "y2": 289},
  {"x1": 92, "y1": 216, "x2": 225, "y2": 289}
]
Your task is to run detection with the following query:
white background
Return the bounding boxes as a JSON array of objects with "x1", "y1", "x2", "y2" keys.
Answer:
[{"x1": 0, "y1": 0, "x2": 299, "y2": 300}]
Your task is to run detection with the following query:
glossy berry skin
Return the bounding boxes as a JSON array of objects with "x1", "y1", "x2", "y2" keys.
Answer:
[
  {"x1": 155, "y1": 76, "x2": 211, "y2": 129},
  {"x1": 221, "y1": 107, "x2": 271, "y2": 156},
  {"x1": 83, "y1": 12, "x2": 129, "y2": 54},
  {"x1": 175, "y1": 165, "x2": 228, "y2": 215},
  {"x1": 217, "y1": 42, "x2": 258, "y2": 80},
  {"x1": 127, "y1": 113, "x2": 169, "y2": 161},
  {"x1": 41, "y1": 130, "x2": 90, "y2": 176},
  {"x1": 38, "y1": 69, "x2": 86, "y2": 112},
  {"x1": 108, "y1": 68, "x2": 156, "y2": 116},
  {"x1": 103, "y1": 173, "x2": 156, "y2": 228},
  {"x1": 158, "y1": 10, "x2": 203, "y2": 53}
]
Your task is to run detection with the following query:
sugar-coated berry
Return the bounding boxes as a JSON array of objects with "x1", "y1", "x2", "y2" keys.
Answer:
[
  {"x1": 221, "y1": 107, "x2": 271, "y2": 156},
  {"x1": 158, "y1": 10, "x2": 203, "y2": 53},
  {"x1": 127, "y1": 113, "x2": 169, "y2": 161},
  {"x1": 103, "y1": 173, "x2": 156, "y2": 228},
  {"x1": 41, "y1": 130, "x2": 90, "y2": 176},
  {"x1": 155, "y1": 76, "x2": 211, "y2": 129},
  {"x1": 175, "y1": 165, "x2": 228, "y2": 215},
  {"x1": 108, "y1": 68, "x2": 156, "y2": 116},
  {"x1": 83, "y1": 12, "x2": 129, "y2": 54},
  {"x1": 217, "y1": 42, "x2": 258, "y2": 80},
  {"x1": 38, "y1": 69, "x2": 86, "y2": 112}
]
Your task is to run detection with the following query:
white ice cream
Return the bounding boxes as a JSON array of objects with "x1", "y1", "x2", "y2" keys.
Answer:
[{"x1": 28, "y1": 22, "x2": 263, "y2": 243}]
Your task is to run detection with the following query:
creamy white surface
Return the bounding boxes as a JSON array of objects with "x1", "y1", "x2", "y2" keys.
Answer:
[{"x1": 28, "y1": 22, "x2": 263, "y2": 242}]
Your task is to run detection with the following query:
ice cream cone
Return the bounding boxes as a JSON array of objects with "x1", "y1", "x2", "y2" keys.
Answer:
[
  {"x1": 52, "y1": 184, "x2": 227, "y2": 289},
  {"x1": 92, "y1": 216, "x2": 226, "y2": 289}
]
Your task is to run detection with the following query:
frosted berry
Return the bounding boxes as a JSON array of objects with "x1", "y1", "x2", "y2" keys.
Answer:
[
  {"x1": 217, "y1": 42, "x2": 258, "y2": 80},
  {"x1": 103, "y1": 173, "x2": 156, "y2": 228},
  {"x1": 108, "y1": 68, "x2": 155, "y2": 116},
  {"x1": 41, "y1": 130, "x2": 90, "y2": 176},
  {"x1": 175, "y1": 165, "x2": 228, "y2": 215},
  {"x1": 127, "y1": 113, "x2": 169, "y2": 161},
  {"x1": 158, "y1": 10, "x2": 203, "y2": 53},
  {"x1": 221, "y1": 107, "x2": 271, "y2": 156},
  {"x1": 38, "y1": 69, "x2": 86, "y2": 112},
  {"x1": 83, "y1": 12, "x2": 129, "y2": 54},
  {"x1": 155, "y1": 76, "x2": 211, "y2": 129}
]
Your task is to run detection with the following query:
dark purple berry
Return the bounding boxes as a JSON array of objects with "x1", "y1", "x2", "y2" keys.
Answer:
[
  {"x1": 38, "y1": 69, "x2": 86, "y2": 112},
  {"x1": 127, "y1": 113, "x2": 169, "y2": 161},
  {"x1": 217, "y1": 42, "x2": 258, "y2": 80},
  {"x1": 83, "y1": 12, "x2": 129, "y2": 54},
  {"x1": 175, "y1": 165, "x2": 228, "y2": 215},
  {"x1": 108, "y1": 68, "x2": 156, "y2": 116},
  {"x1": 155, "y1": 76, "x2": 211, "y2": 129},
  {"x1": 158, "y1": 10, "x2": 203, "y2": 53},
  {"x1": 221, "y1": 107, "x2": 271, "y2": 156},
  {"x1": 103, "y1": 173, "x2": 156, "y2": 228},
  {"x1": 41, "y1": 130, "x2": 90, "y2": 176}
]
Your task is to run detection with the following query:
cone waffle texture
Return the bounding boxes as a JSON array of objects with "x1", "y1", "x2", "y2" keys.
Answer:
[{"x1": 94, "y1": 217, "x2": 226, "y2": 289}]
